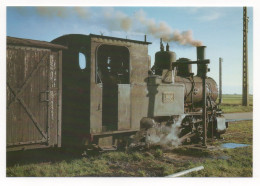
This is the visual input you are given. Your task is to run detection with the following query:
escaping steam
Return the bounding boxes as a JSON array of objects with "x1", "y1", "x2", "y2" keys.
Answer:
[{"x1": 146, "y1": 114, "x2": 187, "y2": 147}]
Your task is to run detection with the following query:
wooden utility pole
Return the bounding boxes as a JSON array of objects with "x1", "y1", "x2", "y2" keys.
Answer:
[
  {"x1": 219, "y1": 58, "x2": 223, "y2": 104},
  {"x1": 242, "y1": 7, "x2": 249, "y2": 106}
]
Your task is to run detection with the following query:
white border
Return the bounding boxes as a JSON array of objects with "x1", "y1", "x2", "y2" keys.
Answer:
[
  {"x1": 1, "y1": 1, "x2": 260, "y2": 186},
  {"x1": 0, "y1": 0, "x2": 256, "y2": 6}
]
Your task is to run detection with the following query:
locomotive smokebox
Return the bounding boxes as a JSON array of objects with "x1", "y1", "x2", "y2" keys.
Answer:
[{"x1": 196, "y1": 46, "x2": 206, "y2": 77}]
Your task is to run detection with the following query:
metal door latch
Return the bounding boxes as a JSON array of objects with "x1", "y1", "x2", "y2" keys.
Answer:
[{"x1": 40, "y1": 91, "x2": 49, "y2": 102}]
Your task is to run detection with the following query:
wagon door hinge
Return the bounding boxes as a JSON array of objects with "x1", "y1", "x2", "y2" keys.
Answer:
[{"x1": 40, "y1": 91, "x2": 50, "y2": 102}]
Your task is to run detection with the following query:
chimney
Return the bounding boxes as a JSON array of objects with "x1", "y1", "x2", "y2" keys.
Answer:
[
  {"x1": 196, "y1": 46, "x2": 206, "y2": 77},
  {"x1": 197, "y1": 46, "x2": 206, "y2": 61}
]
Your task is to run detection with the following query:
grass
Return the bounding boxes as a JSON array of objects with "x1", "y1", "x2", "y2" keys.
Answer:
[
  {"x1": 186, "y1": 147, "x2": 252, "y2": 177},
  {"x1": 220, "y1": 120, "x2": 252, "y2": 145},
  {"x1": 7, "y1": 120, "x2": 252, "y2": 177},
  {"x1": 218, "y1": 94, "x2": 253, "y2": 113},
  {"x1": 182, "y1": 120, "x2": 253, "y2": 177}
]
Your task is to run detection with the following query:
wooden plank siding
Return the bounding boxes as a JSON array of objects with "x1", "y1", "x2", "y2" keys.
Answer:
[{"x1": 6, "y1": 37, "x2": 63, "y2": 151}]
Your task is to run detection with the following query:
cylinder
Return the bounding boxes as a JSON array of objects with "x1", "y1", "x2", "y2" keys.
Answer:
[{"x1": 197, "y1": 46, "x2": 206, "y2": 77}]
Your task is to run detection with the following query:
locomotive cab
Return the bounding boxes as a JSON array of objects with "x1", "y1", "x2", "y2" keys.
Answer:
[
  {"x1": 96, "y1": 45, "x2": 130, "y2": 131},
  {"x1": 52, "y1": 34, "x2": 152, "y2": 149}
]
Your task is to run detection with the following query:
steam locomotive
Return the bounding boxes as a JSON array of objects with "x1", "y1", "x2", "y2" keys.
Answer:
[{"x1": 7, "y1": 34, "x2": 227, "y2": 151}]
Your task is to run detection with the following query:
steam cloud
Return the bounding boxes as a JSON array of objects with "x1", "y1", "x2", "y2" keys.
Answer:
[
  {"x1": 15, "y1": 7, "x2": 202, "y2": 46},
  {"x1": 146, "y1": 114, "x2": 187, "y2": 147}
]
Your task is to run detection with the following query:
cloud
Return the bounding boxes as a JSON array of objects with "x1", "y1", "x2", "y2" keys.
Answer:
[
  {"x1": 186, "y1": 7, "x2": 201, "y2": 14},
  {"x1": 198, "y1": 11, "x2": 222, "y2": 21},
  {"x1": 185, "y1": 7, "x2": 223, "y2": 22}
]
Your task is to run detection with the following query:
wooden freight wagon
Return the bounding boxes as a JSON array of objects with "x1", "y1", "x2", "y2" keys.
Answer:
[{"x1": 6, "y1": 37, "x2": 66, "y2": 151}]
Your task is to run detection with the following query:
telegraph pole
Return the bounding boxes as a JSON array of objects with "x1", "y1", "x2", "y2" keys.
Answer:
[
  {"x1": 219, "y1": 58, "x2": 223, "y2": 104},
  {"x1": 242, "y1": 7, "x2": 249, "y2": 106}
]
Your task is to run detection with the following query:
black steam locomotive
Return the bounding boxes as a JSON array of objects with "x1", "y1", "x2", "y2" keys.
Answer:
[{"x1": 7, "y1": 34, "x2": 227, "y2": 151}]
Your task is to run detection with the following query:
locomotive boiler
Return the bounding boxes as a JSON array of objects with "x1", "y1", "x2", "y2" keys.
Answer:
[{"x1": 6, "y1": 34, "x2": 227, "y2": 151}]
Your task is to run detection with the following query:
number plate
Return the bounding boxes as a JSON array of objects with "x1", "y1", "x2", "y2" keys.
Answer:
[{"x1": 162, "y1": 92, "x2": 174, "y2": 103}]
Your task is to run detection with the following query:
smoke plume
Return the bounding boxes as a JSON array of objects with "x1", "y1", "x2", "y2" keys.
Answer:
[
  {"x1": 73, "y1": 7, "x2": 91, "y2": 19},
  {"x1": 134, "y1": 10, "x2": 202, "y2": 46},
  {"x1": 15, "y1": 7, "x2": 202, "y2": 46},
  {"x1": 15, "y1": 7, "x2": 91, "y2": 19},
  {"x1": 103, "y1": 8, "x2": 132, "y2": 32},
  {"x1": 36, "y1": 7, "x2": 91, "y2": 19},
  {"x1": 36, "y1": 7, "x2": 67, "y2": 18},
  {"x1": 102, "y1": 8, "x2": 202, "y2": 46}
]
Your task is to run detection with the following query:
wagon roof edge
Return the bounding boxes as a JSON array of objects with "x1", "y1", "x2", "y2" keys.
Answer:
[
  {"x1": 7, "y1": 36, "x2": 67, "y2": 50},
  {"x1": 52, "y1": 34, "x2": 152, "y2": 45},
  {"x1": 89, "y1": 34, "x2": 152, "y2": 45}
]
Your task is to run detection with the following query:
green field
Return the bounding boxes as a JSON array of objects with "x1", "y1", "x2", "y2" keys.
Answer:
[
  {"x1": 7, "y1": 120, "x2": 252, "y2": 177},
  {"x1": 218, "y1": 94, "x2": 253, "y2": 113}
]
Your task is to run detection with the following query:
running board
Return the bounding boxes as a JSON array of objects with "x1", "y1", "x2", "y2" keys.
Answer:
[{"x1": 99, "y1": 146, "x2": 117, "y2": 151}]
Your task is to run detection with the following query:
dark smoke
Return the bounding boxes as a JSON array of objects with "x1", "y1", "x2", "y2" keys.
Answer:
[{"x1": 135, "y1": 10, "x2": 202, "y2": 46}]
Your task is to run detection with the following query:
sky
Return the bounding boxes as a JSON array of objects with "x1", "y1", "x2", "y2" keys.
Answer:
[{"x1": 6, "y1": 7, "x2": 253, "y2": 94}]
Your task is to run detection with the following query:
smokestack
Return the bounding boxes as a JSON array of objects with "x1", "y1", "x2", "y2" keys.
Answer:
[
  {"x1": 144, "y1": 35, "x2": 147, "y2": 42},
  {"x1": 197, "y1": 46, "x2": 206, "y2": 61},
  {"x1": 196, "y1": 46, "x2": 206, "y2": 77}
]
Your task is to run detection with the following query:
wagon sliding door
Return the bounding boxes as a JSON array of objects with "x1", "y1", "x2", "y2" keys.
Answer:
[{"x1": 7, "y1": 46, "x2": 61, "y2": 151}]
